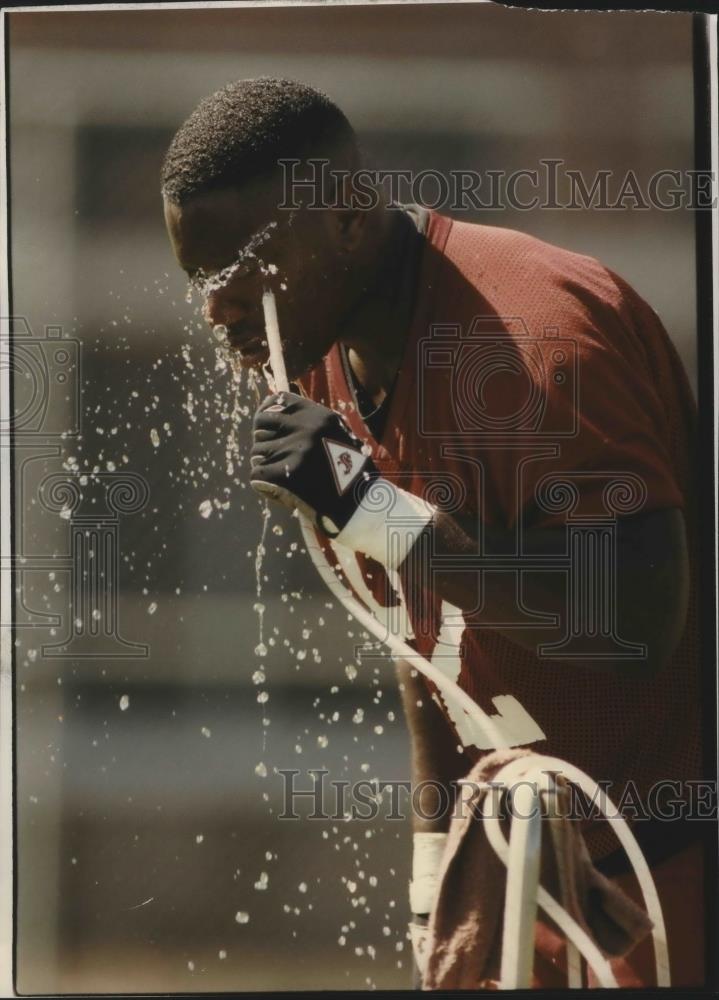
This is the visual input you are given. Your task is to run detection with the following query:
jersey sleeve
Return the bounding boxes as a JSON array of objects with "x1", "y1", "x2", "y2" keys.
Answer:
[{"x1": 481, "y1": 270, "x2": 686, "y2": 529}]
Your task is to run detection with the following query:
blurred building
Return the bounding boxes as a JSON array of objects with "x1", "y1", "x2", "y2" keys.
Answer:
[{"x1": 8, "y1": 4, "x2": 696, "y2": 993}]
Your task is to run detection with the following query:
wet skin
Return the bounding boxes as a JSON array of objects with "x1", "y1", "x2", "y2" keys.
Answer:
[
  {"x1": 163, "y1": 174, "x2": 413, "y2": 399},
  {"x1": 167, "y1": 176, "x2": 370, "y2": 379}
]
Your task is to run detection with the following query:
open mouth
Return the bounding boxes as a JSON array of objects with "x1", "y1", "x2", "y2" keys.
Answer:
[{"x1": 228, "y1": 335, "x2": 268, "y2": 363}]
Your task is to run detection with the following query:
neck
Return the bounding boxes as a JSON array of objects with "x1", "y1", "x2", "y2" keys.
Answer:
[{"x1": 337, "y1": 208, "x2": 417, "y2": 403}]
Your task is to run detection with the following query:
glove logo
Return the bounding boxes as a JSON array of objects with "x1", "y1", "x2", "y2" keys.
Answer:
[{"x1": 323, "y1": 438, "x2": 367, "y2": 496}]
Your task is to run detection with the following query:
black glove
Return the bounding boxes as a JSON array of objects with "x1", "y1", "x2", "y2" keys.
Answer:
[{"x1": 250, "y1": 391, "x2": 378, "y2": 536}]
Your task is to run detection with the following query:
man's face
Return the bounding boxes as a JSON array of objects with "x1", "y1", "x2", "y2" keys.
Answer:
[{"x1": 163, "y1": 176, "x2": 349, "y2": 380}]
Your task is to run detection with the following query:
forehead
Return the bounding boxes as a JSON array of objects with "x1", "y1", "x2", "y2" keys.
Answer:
[{"x1": 164, "y1": 181, "x2": 287, "y2": 272}]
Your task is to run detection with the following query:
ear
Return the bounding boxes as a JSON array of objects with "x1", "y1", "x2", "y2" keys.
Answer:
[{"x1": 322, "y1": 171, "x2": 369, "y2": 253}]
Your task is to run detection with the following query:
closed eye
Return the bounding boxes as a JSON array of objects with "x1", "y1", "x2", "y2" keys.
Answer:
[{"x1": 187, "y1": 258, "x2": 261, "y2": 294}]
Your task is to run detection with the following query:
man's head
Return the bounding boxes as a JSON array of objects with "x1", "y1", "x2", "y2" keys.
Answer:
[{"x1": 162, "y1": 77, "x2": 371, "y2": 378}]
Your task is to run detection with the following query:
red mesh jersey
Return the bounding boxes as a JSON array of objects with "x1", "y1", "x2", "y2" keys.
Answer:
[{"x1": 299, "y1": 211, "x2": 700, "y2": 861}]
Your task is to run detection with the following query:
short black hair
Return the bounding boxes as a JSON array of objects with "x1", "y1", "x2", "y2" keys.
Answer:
[{"x1": 161, "y1": 77, "x2": 357, "y2": 204}]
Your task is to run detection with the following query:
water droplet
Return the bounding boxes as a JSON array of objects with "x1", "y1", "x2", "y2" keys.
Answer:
[{"x1": 119, "y1": 694, "x2": 130, "y2": 711}]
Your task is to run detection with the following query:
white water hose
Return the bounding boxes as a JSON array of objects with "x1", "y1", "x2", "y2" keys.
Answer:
[{"x1": 260, "y1": 289, "x2": 669, "y2": 987}]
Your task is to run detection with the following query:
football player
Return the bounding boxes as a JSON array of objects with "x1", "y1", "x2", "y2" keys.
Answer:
[{"x1": 162, "y1": 78, "x2": 704, "y2": 988}]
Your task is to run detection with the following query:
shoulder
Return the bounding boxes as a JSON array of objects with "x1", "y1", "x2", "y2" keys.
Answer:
[
  {"x1": 426, "y1": 214, "x2": 660, "y2": 366},
  {"x1": 437, "y1": 214, "x2": 622, "y2": 305}
]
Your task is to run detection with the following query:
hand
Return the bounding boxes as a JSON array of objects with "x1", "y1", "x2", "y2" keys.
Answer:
[{"x1": 250, "y1": 391, "x2": 378, "y2": 535}]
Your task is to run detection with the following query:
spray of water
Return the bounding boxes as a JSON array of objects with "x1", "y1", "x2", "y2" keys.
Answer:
[{"x1": 44, "y1": 245, "x2": 401, "y2": 979}]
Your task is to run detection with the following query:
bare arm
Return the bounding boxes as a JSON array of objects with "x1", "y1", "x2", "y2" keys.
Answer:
[
  {"x1": 395, "y1": 658, "x2": 470, "y2": 833},
  {"x1": 401, "y1": 506, "x2": 689, "y2": 678}
]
